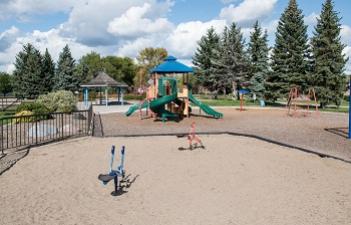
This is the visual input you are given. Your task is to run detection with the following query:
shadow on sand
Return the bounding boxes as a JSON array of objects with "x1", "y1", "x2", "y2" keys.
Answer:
[
  {"x1": 112, "y1": 174, "x2": 139, "y2": 196},
  {"x1": 324, "y1": 127, "x2": 349, "y2": 139}
]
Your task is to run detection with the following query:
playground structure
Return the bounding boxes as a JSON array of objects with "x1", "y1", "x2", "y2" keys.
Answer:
[
  {"x1": 98, "y1": 145, "x2": 127, "y2": 196},
  {"x1": 287, "y1": 87, "x2": 319, "y2": 117},
  {"x1": 126, "y1": 56, "x2": 223, "y2": 121}
]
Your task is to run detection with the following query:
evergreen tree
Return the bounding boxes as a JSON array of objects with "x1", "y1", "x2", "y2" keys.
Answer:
[
  {"x1": 54, "y1": 45, "x2": 78, "y2": 91},
  {"x1": 13, "y1": 43, "x2": 43, "y2": 98},
  {"x1": 212, "y1": 22, "x2": 249, "y2": 96},
  {"x1": 266, "y1": 0, "x2": 310, "y2": 101},
  {"x1": 211, "y1": 27, "x2": 231, "y2": 94},
  {"x1": 0, "y1": 72, "x2": 13, "y2": 97},
  {"x1": 311, "y1": 0, "x2": 348, "y2": 107},
  {"x1": 41, "y1": 48, "x2": 55, "y2": 93},
  {"x1": 248, "y1": 21, "x2": 270, "y2": 99},
  {"x1": 192, "y1": 27, "x2": 220, "y2": 91}
]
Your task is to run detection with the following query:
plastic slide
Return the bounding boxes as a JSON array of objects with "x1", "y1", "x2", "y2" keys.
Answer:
[
  {"x1": 125, "y1": 101, "x2": 149, "y2": 117},
  {"x1": 125, "y1": 78, "x2": 178, "y2": 120},
  {"x1": 148, "y1": 94, "x2": 178, "y2": 120},
  {"x1": 188, "y1": 93, "x2": 223, "y2": 119}
]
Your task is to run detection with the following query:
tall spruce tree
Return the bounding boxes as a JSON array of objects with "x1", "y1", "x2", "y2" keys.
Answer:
[
  {"x1": 248, "y1": 21, "x2": 270, "y2": 99},
  {"x1": 193, "y1": 27, "x2": 220, "y2": 91},
  {"x1": 13, "y1": 43, "x2": 44, "y2": 98},
  {"x1": 311, "y1": 0, "x2": 348, "y2": 108},
  {"x1": 41, "y1": 48, "x2": 55, "y2": 93},
  {"x1": 212, "y1": 22, "x2": 249, "y2": 96},
  {"x1": 54, "y1": 45, "x2": 78, "y2": 91},
  {"x1": 0, "y1": 72, "x2": 13, "y2": 97},
  {"x1": 266, "y1": 0, "x2": 309, "y2": 101}
]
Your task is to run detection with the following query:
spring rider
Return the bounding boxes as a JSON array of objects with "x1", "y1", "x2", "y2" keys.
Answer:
[{"x1": 98, "y1": 145, "x2": 126, "y2": 196}]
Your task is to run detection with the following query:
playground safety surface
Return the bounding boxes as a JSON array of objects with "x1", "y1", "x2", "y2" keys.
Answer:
[
  {"x1": 1, "y1": 135, "x2": 350, "y2": 225},
  {"x1": 100, "y1": 108, "x2": 351, "y2": 162}
]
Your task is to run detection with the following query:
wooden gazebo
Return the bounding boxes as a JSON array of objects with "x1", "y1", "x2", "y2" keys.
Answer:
[{"x1": 81, "y1": 71, "x2": 128, "y2": 107}]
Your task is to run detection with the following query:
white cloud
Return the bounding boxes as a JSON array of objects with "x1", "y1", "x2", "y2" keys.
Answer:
[
  {"x1": 116, "y1": 37, "x2": 161, "y2": 57},
  {"x1": 343, "y1": 46, "x2": 351, "y2": 74},
  {"x1": 304, "y1": 12, "x2": 319, "y2": 27},
  {"x1": 165, "y1": 20, "x2": 227, "y2": 58},
  {"x1": 0, "y1": 28, "x2": 98, "y2": 74},
  {"x1": 60, "y1": 0, "x2": 172, "y2": 46},
  {"x1": 219, "y1": 0, "x2": 277, "y2": 26},
  {"x1": 264, "y1": 19, "x2": 278, "y2": 35},
  {"x1": 107, "y1": 3, "x2": 173, "y2": 38},
  {"x1": 0, "y1": 0, "x2": 76, "y2": 21},
  {"x1": 340, "y1": 25, "x2": 351, "y2": 74},
  {"x1": 115, "y1": 18, "x2": 227, "y2": 60},
  {"x1": 341, "y1": 25, "x2": 351, "y2": 46},
  {"x1": 0, "y1": 26, "x2": 21, "y2": 51}
]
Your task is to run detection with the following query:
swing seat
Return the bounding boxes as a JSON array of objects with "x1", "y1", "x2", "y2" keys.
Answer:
[{"x1": 98, "y1": 173, "x2": 116, "y2": 184}]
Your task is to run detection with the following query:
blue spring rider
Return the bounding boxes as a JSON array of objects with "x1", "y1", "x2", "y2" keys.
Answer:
[{"x1": 98, "y1": 145, "x2": 126, "y2": 196}]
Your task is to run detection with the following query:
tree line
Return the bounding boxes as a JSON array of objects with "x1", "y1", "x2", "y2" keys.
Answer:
[
  {"x1": 193, "y1": 0, "x2": 348, "y2": 107},
  {"x1": 2, "y1": 43, "x2": 168, "y2": 99},
  {"x1": 9, "y1": 44, "x2": 140, "y2": 99}
]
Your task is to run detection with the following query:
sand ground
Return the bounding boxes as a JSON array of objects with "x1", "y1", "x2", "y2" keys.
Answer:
[
  {"x1": 1, "y1": 135, "x2": 351, "y2": 225},
  {"x1": 100, "y1": 109, "x2": 351, "y2": 161}
]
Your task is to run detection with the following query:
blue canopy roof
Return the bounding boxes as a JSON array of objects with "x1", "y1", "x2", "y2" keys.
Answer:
[{"x1": 151, "y1": 56, "x2": 193, "y2": 74}]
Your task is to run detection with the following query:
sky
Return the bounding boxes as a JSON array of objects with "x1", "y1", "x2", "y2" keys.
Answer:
[{"x1": 0, "y1": 0, "x2": 350, "y2": 73}]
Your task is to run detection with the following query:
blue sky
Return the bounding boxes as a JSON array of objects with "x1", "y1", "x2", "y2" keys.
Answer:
[{"x1": 0, "y1": 0, "x2": 350, "y2": 73}]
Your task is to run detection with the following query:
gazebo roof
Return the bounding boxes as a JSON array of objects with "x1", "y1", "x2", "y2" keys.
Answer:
[
  {"x1": 151, "y1": 56, "x2": 193, "y2": 74},
  {"x1": 81, "y1": 71, "x2": 128, "y2": 88}
]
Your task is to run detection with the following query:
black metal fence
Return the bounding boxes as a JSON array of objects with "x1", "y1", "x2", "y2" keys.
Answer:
[
  {"x1": 0, "y1": 106, "x2": 93, "y2": 153},
  {"x1": 0, "y1": 95, "x2": 20, "y2": 111}
]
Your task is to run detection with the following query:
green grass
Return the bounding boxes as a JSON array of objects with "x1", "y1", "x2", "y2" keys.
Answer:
[
  {"x1": 0, "y1": 104, "x2": 18, "y2": 119},
  {"x1": 320, "y1": 107, "x2": 349, "y2": 113},
  {"x1": 197, "y1": 98, "x2": 260, "y2": 107},
  {"x1": 194, "y1": 95, "x2": 349, "y2": 113}
]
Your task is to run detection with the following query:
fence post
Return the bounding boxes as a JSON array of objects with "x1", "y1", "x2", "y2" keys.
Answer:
[
  {"x1": 35, "y1": 117, "x2": 38, "y2": 145},
  {"x1": 61, "y1": 113, "x2": 64, "y2": 139},
  {"x1": 1, "y1": 118, "x2": 3, "y2": 155}
]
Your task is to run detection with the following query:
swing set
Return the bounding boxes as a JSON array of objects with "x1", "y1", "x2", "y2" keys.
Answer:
[{"x1": 287, "y1": 87, "x2": 319, "y2": 117}]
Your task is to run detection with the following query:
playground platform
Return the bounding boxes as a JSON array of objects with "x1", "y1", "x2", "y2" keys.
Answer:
[{"x1": 98, "y1": 108, "x2": 351, "y2": 162}]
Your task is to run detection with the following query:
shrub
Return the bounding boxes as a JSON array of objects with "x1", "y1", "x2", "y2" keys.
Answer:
[
  {"x1": 14, "y1": 110, "x2": 34, "y2": 123},
  {"x1": 124, "y1": 93, "x2": 146, "y2": 101},
  {"x1": 16, "y1": 102, "x2": 50, "y2": 114},
  {"x1": 36, "y1": 90, "x2": 77, "y2": 113}
]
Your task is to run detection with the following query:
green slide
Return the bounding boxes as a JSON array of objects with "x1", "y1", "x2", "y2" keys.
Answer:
[
  {"x1": 188, "y1": 93, "x2": 223, "y2": 119},
  {"x1": 149, "y1": 94, "x2": 178, "y2": 120},
  {"x1": 125, "y1": 77, "x2": 178, "y2": 120},
  {"x1": 125, "y1": 101, "x2": 149, "y2": 117}
]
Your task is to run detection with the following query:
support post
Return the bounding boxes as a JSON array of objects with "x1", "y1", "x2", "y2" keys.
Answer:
[
  {"x1": 105, "y1": 87, "x2": 108, "y2": 107},
  {"x1": 121, "y1": 89, "x2": 124, "y2": 105},
  {"x1": 84, "y1": 88, "x2": 89, "y2": 107},
  {"x1": 349, "y1": 76, "x2": 351, "y2": 139},
  {"x1": 117, "y1": 88, "x2": 121, "y2": 103}
]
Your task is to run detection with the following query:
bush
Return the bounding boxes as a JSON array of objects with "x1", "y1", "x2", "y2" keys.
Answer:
[
  {"x1": 124, "y1": 93, "x2": 146, "y2": 101},
  {"x1": 14, "y1": 110, "x2": 34, "y2": 123},
  {"x1": 36, "y1": 90, "x2": 77, "y2": 113},
  {"x1": 16, "y1": 102, "x2": 50, "y2": 115}
]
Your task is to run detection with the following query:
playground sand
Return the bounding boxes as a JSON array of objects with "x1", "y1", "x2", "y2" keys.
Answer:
[{"x1": 0, "y1": 135, "x2": 350, "y2": 225}]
